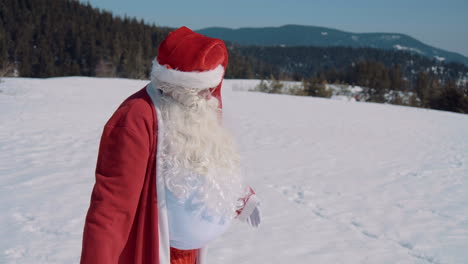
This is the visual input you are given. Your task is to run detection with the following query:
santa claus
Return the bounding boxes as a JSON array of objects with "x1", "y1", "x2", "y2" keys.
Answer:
[{"x1": 80, "y1": 26, "x2": 261, "y2": 264}]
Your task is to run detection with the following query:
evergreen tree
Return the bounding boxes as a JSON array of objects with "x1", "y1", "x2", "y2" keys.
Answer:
[
  {"x1": 429, "y1": 80, "x2": 468, "y2": 113},
  {"x1": 415, "y1": 71, "x2": 429, "y2": 106},
  {"x1": 390, "y1": 64, "x2": 404, "y2": 91}
]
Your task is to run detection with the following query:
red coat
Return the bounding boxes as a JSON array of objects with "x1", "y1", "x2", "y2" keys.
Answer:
[
  {"x1": 81, "y1": 82, "x2": 248, "y2": 264},
  {"x1": 81, "y1": 85, "x2": 160, "y2": 264}
]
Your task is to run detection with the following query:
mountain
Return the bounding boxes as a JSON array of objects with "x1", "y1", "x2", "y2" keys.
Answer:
[{"x1": 197, "y1": 25, "x2": 468, "y2": 66}]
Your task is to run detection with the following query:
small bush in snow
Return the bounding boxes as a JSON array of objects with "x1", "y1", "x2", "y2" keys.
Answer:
[
  {"x1": 253, "y1": 76, "x2": 284, "y2": 94},
  {"x1": 303, "y1": 79, "x2": 332, "y2": 98}
]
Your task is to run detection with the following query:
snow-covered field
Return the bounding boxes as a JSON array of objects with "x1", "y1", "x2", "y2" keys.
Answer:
[{"x1": 1, "y1": 77, "x2": 467, "y2": 264}]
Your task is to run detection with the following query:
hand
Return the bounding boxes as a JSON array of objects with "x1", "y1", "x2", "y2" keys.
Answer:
[
  {"x1": 246, "y1": 206, "x2": 261, "y2": 228},
  {"x1": 237, "y1": 193, "x2": 261, "y2": 228}
]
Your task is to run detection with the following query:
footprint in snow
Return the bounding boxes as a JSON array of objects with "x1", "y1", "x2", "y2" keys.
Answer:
[
  {"x1": 361, "y1": 230, "x2": 379, "y2": 239},
  {"x1": 398, "y1": 240, "x2": 414, "y2": 250},
  {"x1": 3, "y1": 246, "x2": 26, "y2": 259}
]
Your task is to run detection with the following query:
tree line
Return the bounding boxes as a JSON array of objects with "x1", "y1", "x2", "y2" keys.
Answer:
[
  {"x1": 1, "y1": 0, "x2": 467, "y2": 113},
  {"x1": 0, "y1": 0, "x2": 278, "y2": 79}
]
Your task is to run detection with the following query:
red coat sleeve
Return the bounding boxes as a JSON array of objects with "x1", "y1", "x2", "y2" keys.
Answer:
[{"x1": 80, "y1": 104, "x2": 151, "y2": 263}]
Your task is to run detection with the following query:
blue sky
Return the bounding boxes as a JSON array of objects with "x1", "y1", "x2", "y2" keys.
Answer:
[{"x1": 80, "y1": 0, "x2": 468, "y2": 57}]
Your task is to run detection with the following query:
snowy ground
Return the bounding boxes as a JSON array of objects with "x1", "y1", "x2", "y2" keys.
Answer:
[{"x1": 1, "y1": 77, "x2": 467, "y2": 264}]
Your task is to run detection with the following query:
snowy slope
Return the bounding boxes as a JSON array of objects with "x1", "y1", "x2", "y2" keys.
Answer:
[{"x1": 1, "y1": 77, "x2": 467, "y2": 264}]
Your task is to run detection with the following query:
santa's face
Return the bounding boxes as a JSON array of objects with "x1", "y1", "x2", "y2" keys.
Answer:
[
  {"x1": 153, "y1": 79, "x2": 245, "y2": 216},
  {"x1": 159, "y1": 86, "x2": 228, "y2": 174}
]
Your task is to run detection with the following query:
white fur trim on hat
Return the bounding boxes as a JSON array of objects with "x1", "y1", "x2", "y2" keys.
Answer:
[{"x1": 151, "y1": 59, "x2": 224, "y2": 90}]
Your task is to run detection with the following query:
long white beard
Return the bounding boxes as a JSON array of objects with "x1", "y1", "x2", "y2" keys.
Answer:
[{"x1": 153, "y1": 79, "x2": 246, "y2": 217}]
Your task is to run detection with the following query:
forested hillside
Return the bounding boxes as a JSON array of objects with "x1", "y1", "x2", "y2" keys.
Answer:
[
  {"x1": 0, "y1": 0, "x2": 278, "y2": 79},
  {"x1": 1, "y1": 0, "x2": 467, "y2": 112},
  {"x1": 197, "y1": 25, "x2": 468, "y2": 65}
]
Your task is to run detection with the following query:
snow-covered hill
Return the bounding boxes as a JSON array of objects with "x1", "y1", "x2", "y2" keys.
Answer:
[
  {"x1": 197, "y1": 25, "x2": 468, "y2": 65},
  {"x1": 1, "y1": 77, "x2": 467, "y2": 264}
]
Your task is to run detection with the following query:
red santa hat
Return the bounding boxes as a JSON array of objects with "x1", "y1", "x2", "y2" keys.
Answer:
[{"x1": 151, "y1": 26, "x2": 228, "y2": 91}]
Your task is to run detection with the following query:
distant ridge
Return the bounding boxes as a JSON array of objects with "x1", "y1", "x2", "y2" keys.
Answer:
[{"x1": 197, "y1": 25, "x2": 468, "y2": 66}]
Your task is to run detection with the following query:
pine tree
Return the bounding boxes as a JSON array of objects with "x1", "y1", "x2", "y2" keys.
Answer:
[
  {"x1": 429, "y1": 80, "x2": 466, "y2": 113},
  {"x1": 390, "y1": 64, "x2": 404, "y2": 91},
  {"x1": 415, "y1": 71, "x2": 429, "y2": 106}
]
